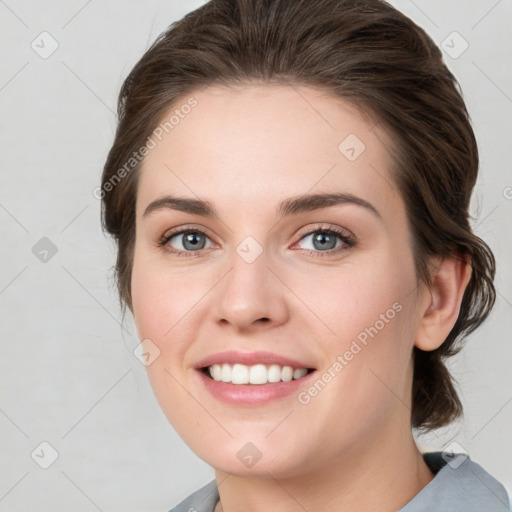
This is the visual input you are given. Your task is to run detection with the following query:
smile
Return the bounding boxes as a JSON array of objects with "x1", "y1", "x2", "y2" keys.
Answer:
[{"x1": 202, "y1": 363, "x2": 314, "y2": 384}]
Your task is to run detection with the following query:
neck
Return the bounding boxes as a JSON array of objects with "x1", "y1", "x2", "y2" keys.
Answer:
[{"x1": 214, "y1": 425, "x2": 434, "y2": 512}]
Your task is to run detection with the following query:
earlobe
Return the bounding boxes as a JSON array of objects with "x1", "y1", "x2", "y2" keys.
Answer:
[{"x1": 414, "y1": 254, "x2": 472, "y2": 351}]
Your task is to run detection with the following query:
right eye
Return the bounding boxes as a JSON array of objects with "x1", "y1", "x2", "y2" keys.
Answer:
[{"x1": 159, "y1": 227, "x2": 215, "y2": 256}]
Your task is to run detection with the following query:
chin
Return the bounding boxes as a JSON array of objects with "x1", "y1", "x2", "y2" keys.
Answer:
[{"x1": 182, "y1": 435, "x2": 313, "y2": 479}]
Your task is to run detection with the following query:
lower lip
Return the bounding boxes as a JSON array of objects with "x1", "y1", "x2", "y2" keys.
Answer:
[{"x1": 195, "y1": 369, "x2": 317, "y2": 406}]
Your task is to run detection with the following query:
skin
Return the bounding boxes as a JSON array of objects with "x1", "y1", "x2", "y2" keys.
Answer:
[{"x1": 130, "y1": 83, "x2": 471, "y2": 512}]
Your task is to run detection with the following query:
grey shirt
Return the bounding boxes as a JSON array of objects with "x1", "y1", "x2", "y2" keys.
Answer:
[{"x1": 167, "y1": 452, "x2": 510, "y2": 512}]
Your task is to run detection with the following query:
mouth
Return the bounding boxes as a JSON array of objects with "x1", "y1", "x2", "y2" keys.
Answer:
[
  {"x1": 199, "y1": 363, "x2": 316, "y2": 385},
  {"x1": 193, "y1": 350, "x2": 318, "y2": 404}
]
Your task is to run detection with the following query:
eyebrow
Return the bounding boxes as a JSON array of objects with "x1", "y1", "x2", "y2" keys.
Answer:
[{"x1": 142, "y1": 192, "x2": 381, "y2": 220}]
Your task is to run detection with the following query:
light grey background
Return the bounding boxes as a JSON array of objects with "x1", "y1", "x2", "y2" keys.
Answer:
[{"x1": 0, "y1": 1, "x2": 511, "y2": 510}]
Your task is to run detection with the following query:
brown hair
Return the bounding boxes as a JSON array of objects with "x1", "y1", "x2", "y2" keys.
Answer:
[{"x1": 101, "y1": 0, "x2": 496, "y2": 431}]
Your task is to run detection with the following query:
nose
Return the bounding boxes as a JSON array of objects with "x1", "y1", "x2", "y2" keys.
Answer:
[{"x1": 213, "y1": 244, "x2": 289, "y2": 332}]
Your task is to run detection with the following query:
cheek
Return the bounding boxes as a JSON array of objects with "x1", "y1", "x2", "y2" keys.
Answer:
[
  {"x1": 130, "y1": 252, "x2": 215, "y2": 406},
  {"x1": 304, "y1": 256, "x2": 418, "y2": 397},
  {"x1": 130, "y1": 250, "x2": 197, "y2": 342},
  {"x1": 130, "y1": 255, "x2": 199, "y2": 422},
  {"x1": 130, "y1": 263, "x2": 160, "y2": 342},
  {"x1": 309, "y1": 260, "x2": 414, "y2": 345}
]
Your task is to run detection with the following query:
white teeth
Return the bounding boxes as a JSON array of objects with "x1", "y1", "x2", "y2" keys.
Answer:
[
  {"x1": 293, "y1": 368, "x2": 308, "y2": 379},
  {"x1": 267, "y1": 364, "x2": 282, "y2": 383},
  {"x1": 211, "y1": 364, "x2": 222, "y2": 381},
  {"x1": 232, "y1": 364, "x2": 249, "y2": 384},
  {"x1": 249, "y1": 364, "x2": 267, "y2": 385},
  {"x1": 221, "y1": 364, "x2": 231, "y2": 382},
  {"x1": 207, "y1": 363, "x2": 311, "y2": 384},
  {"x1": 281, "y1": 366, "x2": 293, "y2": 382}
]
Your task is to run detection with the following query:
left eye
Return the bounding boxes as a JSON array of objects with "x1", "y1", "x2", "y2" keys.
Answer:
[{"x1": 295, "y1": 228, "x2": 350, "y2": 252}]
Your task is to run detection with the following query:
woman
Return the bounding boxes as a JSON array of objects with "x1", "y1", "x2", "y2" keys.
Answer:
[{"x1": 100, "y1": 0, "x2": 509, "y2": 510}]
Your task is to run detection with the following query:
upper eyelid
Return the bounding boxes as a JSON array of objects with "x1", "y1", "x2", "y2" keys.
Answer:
[
  {"x1": 296, "y1": 224, "x2": 353, "y2": 239},
  {"x1": 162, "y1": 224, "x2": 214, "y2": 239}
]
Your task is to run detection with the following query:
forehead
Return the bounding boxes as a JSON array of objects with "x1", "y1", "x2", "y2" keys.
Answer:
[{"x1": 136, "y1": 83, "x2": 402, "y2": 220}]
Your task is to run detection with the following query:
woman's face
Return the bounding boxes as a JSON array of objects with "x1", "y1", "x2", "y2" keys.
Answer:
[{"x1": 131, "y1": 84, "x2": 428, "y2": 477}]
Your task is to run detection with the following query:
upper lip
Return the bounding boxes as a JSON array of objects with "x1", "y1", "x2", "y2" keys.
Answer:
[{"x1": 194, "y1": 350, "x2": 316, "y2": 370}]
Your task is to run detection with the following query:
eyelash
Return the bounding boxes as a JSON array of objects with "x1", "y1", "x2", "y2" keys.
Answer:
[{"x1": 157, "y1": 224, "x2": 356, "y2": 258}]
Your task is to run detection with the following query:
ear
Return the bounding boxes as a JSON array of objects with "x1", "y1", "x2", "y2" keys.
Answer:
[{"x1": 414, "y1": 254, "x2": 472, "y2": 351}]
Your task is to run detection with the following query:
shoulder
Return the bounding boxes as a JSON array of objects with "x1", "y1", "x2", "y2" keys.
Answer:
[
  {"x1": 400, "y1": 451, "x2": 510, "y2": 512},
  {"x1": 167, "y1": 479, "x2": 219, "y2": 512}
]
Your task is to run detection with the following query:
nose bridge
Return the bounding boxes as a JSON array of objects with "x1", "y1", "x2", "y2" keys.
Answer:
[{"x1": 213, "y1": 234, "x2": 288, "y2": 328}]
